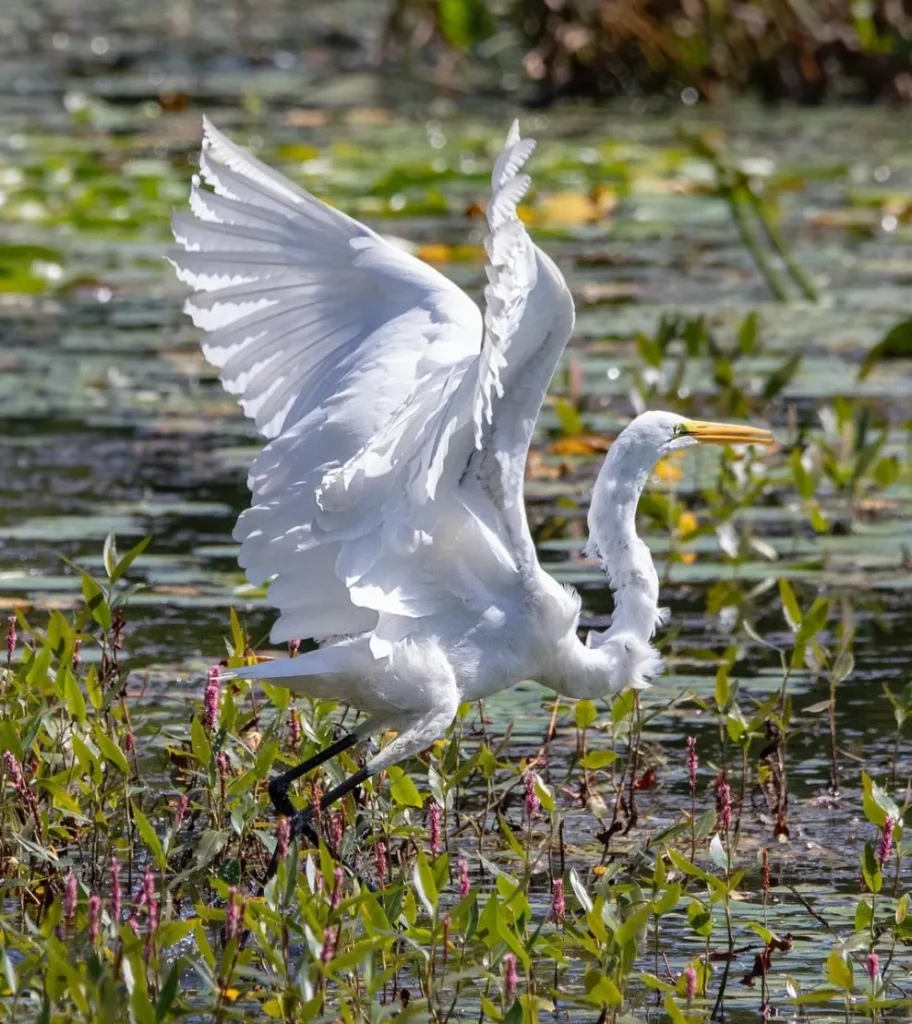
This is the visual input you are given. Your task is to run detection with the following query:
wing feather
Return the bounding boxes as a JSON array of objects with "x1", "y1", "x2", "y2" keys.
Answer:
[{"x1": 174, "y1": 118, "x2": 572, "y2": 655}]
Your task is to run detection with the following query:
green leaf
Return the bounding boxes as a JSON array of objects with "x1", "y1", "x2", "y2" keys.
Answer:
[
  {"x1": 133, "y1": 806, "x2": 167, "y2": 870},
  {"x1": 714, "y1": 666, "x2": 731, "y2": 712},
  {"x1": 61, "y1": 668, "x2": 87, "y2": 726},
  {"x1": 861, "y1": 842, "x2": 882, "y2": 894},
  {"x1": 110, "y1": 534, "x2": 152, "y2": 584},
  {"x1": 583, "y1": 973, "x2": 622, "y2": 1007},
  {"x1": 94, "y1": 728, "x2": 130, "y2": 775},
  {"x1": 568, "y1": 867, "x2": 593, "y2": 914},
  {"x1": 615, "y1": 903, "x2": 652, "y2": 948},
  {"x1": 553, "y1": 397, "x2": 585, "y2": 437},
  {"x1": 190, "y1": 716, "x2": 212, "y2": 766},
  {"x1": 826, "y1": 948, "x2": 854, "y2": 990},
  {"x1": 861, "y1": 771, "x2": 901, "y2": 828},
  {"x1": 575, "y1": 699, "x2": 597, "y2": 729},
  {"x1": 229, "y1": 607, "x2": 245, "y2": 657},
  {"x1": 155, "y1": 962, "x2": 180, "y2": 1021},
  {"x1": 709, "y1": 833, "x2": 731, "y2": 872},
  {"x1": 388, "y1": 766, "x2": 423, "y2": 808},
  {"x1": 778, "y1": 578, "x2": 802, "y2": 631},
  {"x1": 687, "y1": 899, "x2": 713, "y2": 937},
  {"x1": 103, "y1": 533, "x2": 118, "y2": 580},
  {"x1": 81, "y1": 572, "x2": 112, "y2": 630},
  {"x1": 579, "y1": 750, "x2": 619, "y2": 770},
  {"x1": 859, "y1": 318, "x2": 912, "y2": 379},
  {"x1": 654, "y1": 882, "x2": 681, "y2": 916},
  {"x1": 737, "y1": 311, "x2": 759, "y2": 355},
  {"x1": 413, "y1": 849, "x2": 438, "y2": 917},
  {"x1": 855, "y1": 898, "x2": 874, "y2": 932},
  {"x1": 26, "y1": 645, "x2": 51, "y2": 686}
]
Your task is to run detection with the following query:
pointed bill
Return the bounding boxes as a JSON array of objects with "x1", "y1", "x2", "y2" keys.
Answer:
[{"x1": 682, "y1": 419, "x2": 776, "y2": 448}]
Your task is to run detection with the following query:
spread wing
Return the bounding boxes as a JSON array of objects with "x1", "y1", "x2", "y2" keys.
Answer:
[{"x1": 172, "y1": 119, "x2": 573, "y2": 652}]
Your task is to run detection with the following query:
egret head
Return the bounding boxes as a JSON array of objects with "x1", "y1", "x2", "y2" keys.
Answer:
[{"x1": 610, "y1": 410, "x2": 776, "y2": 466}]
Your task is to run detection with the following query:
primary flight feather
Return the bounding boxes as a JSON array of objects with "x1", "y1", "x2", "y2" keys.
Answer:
[{"x1": 172, "y1": 119, "x2": 773, "y2": 872}]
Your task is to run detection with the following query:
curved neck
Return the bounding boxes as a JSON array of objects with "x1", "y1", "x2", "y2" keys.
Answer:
[{"x1": 584, "y1": 444, "x2": 661, "y2": 646}]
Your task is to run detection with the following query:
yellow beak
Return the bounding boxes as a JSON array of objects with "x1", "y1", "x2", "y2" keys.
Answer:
[{"x1": 682, "y1": 418, "x2": 777, "y2": 448}]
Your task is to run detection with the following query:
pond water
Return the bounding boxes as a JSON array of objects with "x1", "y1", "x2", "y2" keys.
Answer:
[{"x1": 1, "y1": 10, "x2": 911, "y2": 1019}]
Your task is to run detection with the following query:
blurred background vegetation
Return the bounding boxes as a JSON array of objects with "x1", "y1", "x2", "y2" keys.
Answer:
[{"x1": 6, "y1": 0, "x2": 912, "y2": 107}]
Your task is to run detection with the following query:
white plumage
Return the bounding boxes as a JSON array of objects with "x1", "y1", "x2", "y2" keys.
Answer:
[{"x1": 172, "y1": 120, "x2": 774, "y2": 799}]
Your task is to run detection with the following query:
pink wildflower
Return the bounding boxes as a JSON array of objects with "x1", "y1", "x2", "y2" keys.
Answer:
[
  {"x1": 866, "y1": 952, "x2": 879, "y2": 980},
  {"x1": 216, "y1": 751, "x2": 229, "y2": 798},
  {"x1": 276, "y1": 816, "x2": 291, "y2": 860},
  {"x1": 124, "y1": 731, "x2": 135, "y2": 753},
  {"x1": 428, "y1": 800, "x2": 442, "y2": 855},
  {"x1": 289, "y1": 708, "x2": 301, "y2": 748},
  {"x1": 176, "y1": 793, "x2": 189, "y2": 829},
  {"x1": 63, "y1": 872, "x2": 77, "y2": 920},
  {"x1": 330, "y1": 866, "x2": 344, "y2": 911},
  {"x1": 128, "y1": 916, "x2": 140, "y2": 936},
  {"x1": 524, "y1": 770, "x2": 540, "y2": 820},
  {"x1": 88, "y1": 892, "x2": 101, "y2": 942},
  {"x1": 375, "y1": 839, "x2": 388, "y2": 886},
  {"x1": 6, "y1": 615, "x2": 16, "y2": 666},
  {"x1": 458, "y1": 858, "x2": 470, "y2": 899},
  {"x1": 142, "y1": 867, "x2": 156, "y2": 909},
  {"x1": 320, "y1": 925, "x2": 337, "y2": 964},
  {"x1": 203, "y1": 665, "x2": 221, "y2": 732},
  {"x1": 225, "y1": 886, "x2": 242, "y2": 940},
  {"x1": 686, "y1": 736, "x2": 698, "y2": 793},
  {"x1": 878, "y1": 817, "x2": 895, "y2": 865},
  {"x1": 716, "y1": 775, "x2": 732, "y2": 833},
  {"x1": 684, "y1": 965, "x2": 698, "y2": 1003},
  {"x1": 111, "y1": 856, "x2": 122, "y2": 923},
  {"x1": 551, "y1": 877, "x2": 565, "y2": 924},
  {"x1": 503, "y1": 953, "x2": 518, "y2": 1000},
  {"x1": 4, "y1": 752, "x2": 41, "y2": 839},
  {"x1": 329, "y1": 809, "x2": 343, "y2": 852},
  {"x1": 762, "y1": 849, "x2": 770, "y2": 893}
]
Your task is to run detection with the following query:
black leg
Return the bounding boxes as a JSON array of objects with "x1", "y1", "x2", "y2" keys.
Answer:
[
  {"x1": 268, "y1": 731, "x2": 359, "y2": 816},
  {"x1": 261, "y1": 766, "x2": 372, "y2": 890}
]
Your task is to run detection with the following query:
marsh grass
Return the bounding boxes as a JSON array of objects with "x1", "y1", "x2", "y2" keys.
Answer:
[{"x1": 1, "y1": 468, "x2": 911, "y2": 1023}]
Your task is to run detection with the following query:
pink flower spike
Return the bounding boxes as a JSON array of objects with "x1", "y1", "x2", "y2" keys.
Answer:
[
  {"x1": 458, "y1": 858, "x2": 470, "y2": 900},
  {"x1": 503, "y1": 953, "x2": 518, "y2": 1000},
  {"x1": 551, "y1": 877, "x2": 565, "y2": 925},
  {"x1": 375, "y1": 839, "x2": 388, "y2": 886},
  {"x1": 684, "y1": 965, "x2": 698, "y2": 1003},
  {"x1": 277, "y1": 816, "x2": 291, "y2": 861},
  {"x1": 866, "y1": 951, "x2": 879, "y2": 980},
  {"x1": 428, "y1": 800, "x2": 442, "y2": 855},
  {"x1": 176, "y1": 793, "x2": 189, "y2": 829},
  {"x1": 524, "y1": 770, "x2": 540, "y2": 820},
  {"x1": 716, "y1": 775, "x2": 732, "y2": 833},
  {"x1": 686, "y1": 736, "x2": 698, "y2": 793},
  {"x1": 878, "y1": 817, "x2": 894, "y2": 866},
  {"x1": 330, "y1": 866, "x2": 345, "y2": 911},
  {"x1": 320, "y1": 925, "x2": 337, "y2": 964},
  {"x1": 111, "y1": 857, "x2": 122, "y2": 924},
  {"x1": 203, "y1": 665, "x2": 221, "y2": 732},
  {"x1": 225, "y1": 886, "x2": 242, "y2": 940},
  {"x1": 88, "y1": 893, "x2": 101, "y2": 943},
  {"x1": 63, "y1": 872, "x2": 77, "y2": 920},
  {"x1": 289, "y1": 708, "x2": 301, "y2": 748},
  {"x1": 6, "y1": 614, "x2": 16, "y2": 666}
]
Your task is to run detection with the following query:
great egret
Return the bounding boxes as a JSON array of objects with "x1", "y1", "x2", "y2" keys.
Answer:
[{"x1": 172, "y1": 120, "x2": 773, "y2": 876}]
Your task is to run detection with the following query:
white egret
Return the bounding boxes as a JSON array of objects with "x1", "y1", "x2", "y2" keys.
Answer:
[{"x1": 172, "y1": 119, "x2": 773, "y2": 874}]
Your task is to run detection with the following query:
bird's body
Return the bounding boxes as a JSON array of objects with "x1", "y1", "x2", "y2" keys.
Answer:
[{"x1": 172, "y1": 120, "x2": 773, "y2": 861}]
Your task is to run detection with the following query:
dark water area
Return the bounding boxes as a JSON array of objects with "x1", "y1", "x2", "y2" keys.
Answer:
[{"x1": 1, "y1": 2, "x2": 912, "y2": 1017}]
